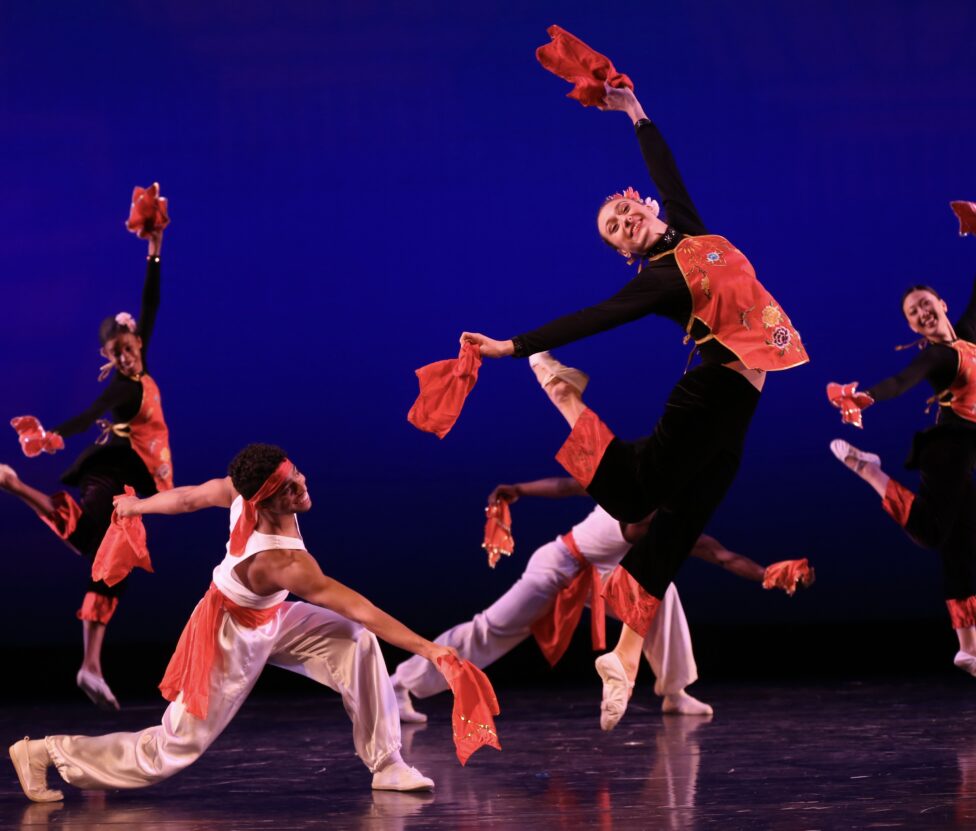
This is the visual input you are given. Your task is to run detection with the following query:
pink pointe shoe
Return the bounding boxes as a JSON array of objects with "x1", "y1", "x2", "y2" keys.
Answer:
[
  {"x1": 76, "y1": 669, "x2": 120, "y2": 711},
  {"x1": 529, "y1": 352, "x2": 589, "y2": 395},
  {"x1": 595, "y1": 652, "x2": 634, "y2": 731}
]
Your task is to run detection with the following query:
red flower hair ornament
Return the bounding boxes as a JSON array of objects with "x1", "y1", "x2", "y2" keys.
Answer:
[{"x1": 605, "y1": 187, "x2": 661, "y2": 265}]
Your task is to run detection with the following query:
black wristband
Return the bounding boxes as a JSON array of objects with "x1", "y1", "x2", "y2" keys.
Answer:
[
  {"x1": 634, "y1": 117, "x2": 651, "y2": 132},
  {"x1": 511, "y1": 335, "x2": 527, "y2": 358}
]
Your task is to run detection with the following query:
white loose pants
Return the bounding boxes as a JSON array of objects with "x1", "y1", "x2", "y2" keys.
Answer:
[
  {"x1": 47, "y1": 601, "x2": 402, "y2": 789},
  {"x1": 392, "y1": 538, "x2": 697, "y2": 699}
]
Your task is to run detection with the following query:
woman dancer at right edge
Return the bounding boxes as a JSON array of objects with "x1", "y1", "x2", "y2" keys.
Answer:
[
  {"x1": 461, "y1": 82, "x2": 809, "y2": 729},
  {"x1": 828, "y1": 209, "x2": 976, "y2": 676}
]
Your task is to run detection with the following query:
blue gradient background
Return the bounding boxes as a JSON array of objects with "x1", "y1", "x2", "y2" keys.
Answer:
[{"x1": 2, "y1": 2, "x2": 975, "y2": 649}]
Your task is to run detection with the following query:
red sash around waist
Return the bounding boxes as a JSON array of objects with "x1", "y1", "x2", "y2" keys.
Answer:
[{"x1": 159, "y1": 583, "x2": 283, "y2": 720}]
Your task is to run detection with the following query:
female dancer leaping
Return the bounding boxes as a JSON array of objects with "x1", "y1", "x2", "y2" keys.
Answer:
[
  {"x1": 461, "y1": 83, "x2": 809, "y2": 728},
  {"x1": 829, "y1": 212, "x2": 976, "y2": 675},
  {"x1": 1, "y1": 198, "x2": 172, "y2": 709}
]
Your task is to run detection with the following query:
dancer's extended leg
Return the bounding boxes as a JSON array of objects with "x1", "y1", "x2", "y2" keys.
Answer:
[{"x1": 829, "y1": 439, "x2": 889, "y2": 498}]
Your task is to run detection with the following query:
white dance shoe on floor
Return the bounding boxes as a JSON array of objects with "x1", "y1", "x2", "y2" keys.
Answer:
[
  {"x1": 595, "y1": 652, "x2": 634, "y2": 732},
  {"x1": 662, "y1": 690, "x2": 714, "y2": 716},
  {"x1": 9, "y1": 738, "x2": 63, "y2": 803},
  {"x1": 954, "y1": 651, "x2": 976, "y2": 677},
  {"x1": 829, "y1": 439, "x2": 880, "y2": 473},
  {"x1": 76, "y1": 669, "x2": 120, "y2": 711},
  {"x1": 393, "y1": 682, "x2": 428, "y2": 724},
  {"x1": 529, "y1": 351, "x2": 590, "y2": 395},
  {"x1": 371, "y1": 759, "x2": 435, "y2": 792}
]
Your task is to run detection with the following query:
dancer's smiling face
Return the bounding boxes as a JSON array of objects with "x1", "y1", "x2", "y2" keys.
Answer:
[
  {"x1": 261, "y1": 467, "x2": 312, "y2": 515},
  {"x1": 596, "y1": 197, "x2": 662, "y2": 259},
  {"x1": 101, "y1": 332, "x2": 144, "y2": 378},
  {"x1": 902, "y1": 288, "x2": 953, "y2": 343}
]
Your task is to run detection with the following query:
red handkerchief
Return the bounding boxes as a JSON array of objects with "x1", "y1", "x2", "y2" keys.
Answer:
[
  {"x1": 435, "y1": 656, "x2": 501, "y2": 766},
  {"x1": 762, "y1": 558, "x2": 815, "y2": 596},
  {"x1": 91, "y1": 486, "x2": 154, "y2": 587},
  {"x1": 536, "y1": 25, "x2": 634, "y2": 108},
  {"x1": 951, "y1": 201, "x2": 976, "y2": 237},
  {"x1": 407, "y1": 342, "x2": 482, "y2": 439},
  {"x1": 10, "y1": 416, "x2": 64, "y2": 458},
  {"x1": 483, "y1": 498, "x2": 514, "y2": 568},
  {"x1": 126, "y1": 182, "x2": 170, "y2": 239}
]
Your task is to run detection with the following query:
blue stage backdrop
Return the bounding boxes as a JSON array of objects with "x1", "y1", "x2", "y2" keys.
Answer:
[{"x1": 1, "y1": 1, "x2": 975, "y2": 648}]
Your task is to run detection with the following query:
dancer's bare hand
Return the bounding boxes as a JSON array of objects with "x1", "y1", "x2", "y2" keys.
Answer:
[
  {"x1": 427, "y1": 643, "x2": 461, "y2": 667},
  {"x1": 147, "y1": 228, "x2": 164, "y2": 258},
  {"x1": 113, "y1": 494, "x2": 141, "y2": 517},
  {"x1": 460, "y1": 332, "x2": 514, "y2": 358},
  {"x1": 488, "y1": 483, "x2": 520, "y2": 505},
  {"x1": 599, "y1": 83, "x2": 647, "y2": 122}
]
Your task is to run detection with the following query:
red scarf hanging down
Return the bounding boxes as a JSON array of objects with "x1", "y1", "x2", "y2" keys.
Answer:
[
  {"x1": 762, "y1": 558, "x2": 814, "y2": 596},
  {"x1": 535, "y1": 25, "x2": 634, "y2": 108},
  {"x1": 483, "y1": 498, "x2": 514, "y2": 568},
  {"x1": 228, "y1": 459, "x2": 294, "y2": 556},
  {"x1": 407, "y1": 342, "x2": 482, "y2": 439},
  {"x1": 531, "y1": 531, "x2": 606, "y2": 667},
  {"x1": 10, "y1": 416, "x2": 64, "y2": 457},
  {"x1": 39, "y1": 492, "x2": 83, "y2": 540},
  {"x1": 126, "y1": 182, "x2": 170, "y2": 238},
  {"x1": 91, "y1": 485, "x2": 154, "y2": 587},
  {"x1": 952, "y1": 200, "x2": 976, "y2": 237},
  {"x1": 435, "y1": 655, "x2": 501, "y2": 766},
  {"x1": 160, "y1": 583, "x2": 283, "y2": 720}
]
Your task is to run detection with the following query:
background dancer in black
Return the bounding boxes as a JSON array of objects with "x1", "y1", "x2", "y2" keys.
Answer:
[
  {"x1": 1, "y1": 213, "x2": 169, "y2": 710},
  {"x1": 830, "y1": 210, "x2": 976, "y2": 676},
  {"x1": 461, "y1": 81, "x2": 808, "y2": 729}
]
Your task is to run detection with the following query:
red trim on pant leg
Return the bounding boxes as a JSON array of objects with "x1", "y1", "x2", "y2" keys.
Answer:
[
  {"x1": 947, "y1": 596, "x2": 976, "y2": 630},
  {"x1": 881, "y1": 479, "x2": 916, "y2": 528},
  {"x1": 76, "y1": 592, "x2": 119, "y2": 624},
  {"x1": 39, "y1": 492, "x2": 82, "y2": 540},
  {"x1": 554, "y1": 408, "x2": 615, "y2": 489},
  {"x1": 601, "y1": 566, "x2": 660, "y2": 639}
]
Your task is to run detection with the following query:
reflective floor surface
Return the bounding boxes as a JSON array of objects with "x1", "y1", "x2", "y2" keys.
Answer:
[{"x1": 3, "y1": 678, "x2": 976, "y2": 829}]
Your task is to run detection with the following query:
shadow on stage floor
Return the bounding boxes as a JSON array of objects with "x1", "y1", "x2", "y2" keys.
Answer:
[{"x1": 2, "y1": 678, "x2": 976, "y2": 830}]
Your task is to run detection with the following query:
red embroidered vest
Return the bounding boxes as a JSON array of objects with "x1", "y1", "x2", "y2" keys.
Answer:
[
  {"x1": 666, "y1": 235, "x2": 809, "y2": 371},
  {"x1": 939, "y1": 340, "x2": 976, "y2": 423},
  {"x1": 127, "y1": 374, "x2": 174, "y2": 491}
]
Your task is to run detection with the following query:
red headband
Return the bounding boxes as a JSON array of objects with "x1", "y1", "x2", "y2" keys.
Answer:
[{"x1": 229, "y1": 459, "x2": 294, "y2": 556}]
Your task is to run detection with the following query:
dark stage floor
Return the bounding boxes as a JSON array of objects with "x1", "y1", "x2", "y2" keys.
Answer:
[{"x1": 3, "y1": 679, "x2": 976, "y2": 830}]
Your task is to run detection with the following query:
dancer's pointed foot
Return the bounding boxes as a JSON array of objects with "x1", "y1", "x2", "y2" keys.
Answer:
[
  {"x1": 0, "y1": 463, "x2": 19, "y2": 490},
  {"x1": 9, "y1": 739, "x2": 63, "y2": 803},
  {"x1": 76, "y1": 669, "x2": 120, "y2": 711},
  {"x1": 393, "y1": 682, "x2": 428, "y2": 724},
  {"x1": 662, "y1": 690, "x2": 714, "y2": 716},
  {"x1": 595, "y1": 652, "x2": 634, "y2": 732},
  {"x1": 529, "y1": 351, "x2": 590, "y2": 395},
  {"x1": 830, "y1": 439, "x2": 881, "y2": 478},
  {"x1": 954, "y1": 650, "x2": 976, "y2": 678},
  {"x1": 372, "y1": 758, "x2": 435, "y2": 792}
]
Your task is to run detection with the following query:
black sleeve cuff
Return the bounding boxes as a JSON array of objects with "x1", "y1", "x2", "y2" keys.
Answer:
[
  {"x1": 511, "y1": 335, "x2": 528, "y2": 358},
  {"x1": 634, "y1": 117, "x2": 652, "y2": 133}
]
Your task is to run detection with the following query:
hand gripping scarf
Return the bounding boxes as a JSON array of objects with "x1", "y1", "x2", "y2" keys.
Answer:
[
  {"x1": 91, "y1": 485, "x2": 154, "y2": 587},
  {"x1": 762, "y1": 559, "x2": 815, "y2": 596},
  {"x1": 435, "y1": 655, "x2": 502, "y2": 765},
  {"x1": 536, "y1": 25, "x2": 634, "y2": 108},
  {"x1": 407, "y1": 342, "x2": 482, "y2": 439},
  {"x1": 228, "y1": 459, "x2": 294, "y2": 556},
  {"x1": 126, "y1": 182, "x2": 170, "y2": 238}
]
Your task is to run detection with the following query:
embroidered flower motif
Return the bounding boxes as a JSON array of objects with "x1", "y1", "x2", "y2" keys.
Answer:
[
  {"x1": 706, "y1": 251, "x2": 721, "y2": 263},
  {"x1": 700, "y1": 275, "x2": 712, "y2": 299},
  {"x1": 115, "y1": 312, "x2": 137, "y2": 332},
  {"x1": 761, "y1": 304, "x2": 783, "y2": 328},
  {"x1": 769, "y1": 326, "x2": 792, "y2": 349}
]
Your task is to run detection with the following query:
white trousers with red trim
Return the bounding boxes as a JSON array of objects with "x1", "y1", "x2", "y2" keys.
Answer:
[
  {"x1": 392, "y1": 538, "x2": 697, "y2": 699},
  {"x1": 46, "y1": 601, "x2": 401, "y2": 789}
]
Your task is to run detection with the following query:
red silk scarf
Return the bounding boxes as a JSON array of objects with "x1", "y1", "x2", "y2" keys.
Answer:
[
  {"x1": 535, "y1": 25, "x2": 634, "y2": 108},
  {"x1": 435, "y1": 655, "x2": 502, "y2": 765}
]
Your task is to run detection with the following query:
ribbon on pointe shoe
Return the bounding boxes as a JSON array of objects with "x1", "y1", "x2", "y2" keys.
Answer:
[
  {"x1": 10, "y1": 416, "x2": 64, "y2": 457},
  {"x1": 536, "y1": 25, "x2": 633, "y2": 108},
  {"x1": 483, "y1": 497, "x2": 514, "y2": 568},
  {"x1": 762, "y1": 558, "x2": 815, "y2": 596},
  {"x1": 407, "y1": 342, "x2": 482, "y2": 439},
  {"x1": 125, "y1": 182, "x2": 170, "y2": 239},
  {"x1": 435, "y1": 655, "x2": 501, "y2": 766}
]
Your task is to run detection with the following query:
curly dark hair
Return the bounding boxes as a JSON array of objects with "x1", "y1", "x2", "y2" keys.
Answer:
[{"x1": 228, "y1": 443, "x2": 288, "y2": 499}]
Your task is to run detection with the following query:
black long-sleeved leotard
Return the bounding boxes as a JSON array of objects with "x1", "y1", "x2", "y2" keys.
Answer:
[
  {"x1": 865, "y1": 273, "x2": 976, "y2": 428},
  {"x1": 55, "y1": 255, "x2": 161, "y2": 444},
  {"x1": 511, "y1": 120, "x2": 737, "y2": 365}
]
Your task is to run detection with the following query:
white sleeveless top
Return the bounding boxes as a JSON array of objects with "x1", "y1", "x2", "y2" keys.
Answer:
[
  {"x1": 211, "y1": 495, "x2": 304, "y2": 609},
  {"x1": 566, "y1": 505, "x2": 631, "y2": 561}
]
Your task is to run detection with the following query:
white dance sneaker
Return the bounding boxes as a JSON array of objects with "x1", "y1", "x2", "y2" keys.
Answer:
[
  {"x1": 595, "y1": 652, "x2": 634, "y2": 732},
  {"x1": 662, "y1": 690, "x2": 714, "y2": 716},
  {"x1": 371, "y1": 759, "x2": 435, "y2": 792},
  {"x1": 393, "y1": 682, "x2": 428, "y2": 724},
  {"x1": 829, "y1": 439, "x2": 880, "y2": 473},
  {"x1": 9, "y1": 738, "x2": 63, "y2": 803},
  {"x1": 76, "y1": 669, "x2": 120, "y2": 711},
  {"x1": 529, "y1": 351, "x2": 589, "y2": 395},
  {"x1": 954, "y1": 651, "x2": 976, "y2": 677}
]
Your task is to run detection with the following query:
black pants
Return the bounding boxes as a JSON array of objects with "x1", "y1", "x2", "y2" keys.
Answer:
[
  {"x1": 65, "y1": 447, "x2": 156, "y2": 600},
  {"x1": 905, "y1": 426, "x2": 976, "y2": 602},
  {"x1": 588, "y1": 363, "x2": 760, "y2": 599}
]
